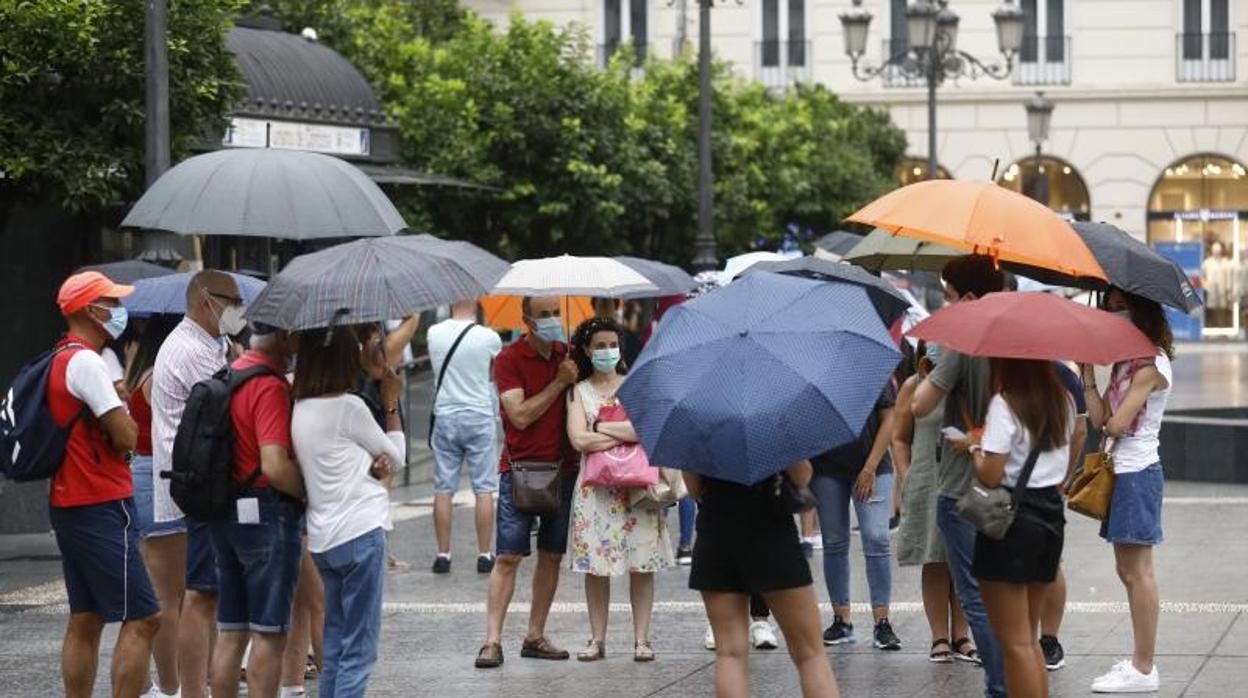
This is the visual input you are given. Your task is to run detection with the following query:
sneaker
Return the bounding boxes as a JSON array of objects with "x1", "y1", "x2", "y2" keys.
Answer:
[
  {"x1": 1091, "y1": 659, "x2": 1159, "y2": 693},
  {"x1": 800, "y1": 540, "x2": 814, "y2": 558},
  {"x1": 822, "y1": 615, "x2": 855, "y2": 645},
  {"x1": 141, "y1": 687, "x2": 181, "y2": 698},
  {"x1": 1040, "y1": 634, "x2": 1065, "y2": 670},
  {"x1": 750, "y1": 620, "x2": 779, "y2": 650},
  {"x1": 477, "y1": 553, "x2": 495, "y2": 574},
  {"x1": 873, "y1": 618, "x2": 901, "y2": 650},
  {"x1": 889, "y1": 515, "x2": 900, "y2": 530},
  {"x1": 802, "y1": 535, "x2": 823, "y2": 551},
  {"x1": 675, "y1": 545, "x2": 693, "y2": 566},
  {"x1": 432, "y1": 554, "x2": 451, "y2": 574},
  {"x1": 704, "y1": 624, "x2": 716, "y2": 651}
]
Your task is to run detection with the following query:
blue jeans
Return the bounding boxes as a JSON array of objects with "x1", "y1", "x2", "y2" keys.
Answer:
[
  {"x1": 677, "y1": 496, "x2": 696, "y2": 547},
  {"x1": 811, "y1": 473, "x2": 894, "y2": 609},
  {"x1": 938, "y1": 495, "x2": 1006, "y2": 698},
  {"x1": 315, "y1": 527, "x2": 386, "y2": 698}
]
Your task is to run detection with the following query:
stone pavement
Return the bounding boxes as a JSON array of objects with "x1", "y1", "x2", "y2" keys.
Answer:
[{"x1": 1, "y1": 478, "x2": 1245, "y2": 697}]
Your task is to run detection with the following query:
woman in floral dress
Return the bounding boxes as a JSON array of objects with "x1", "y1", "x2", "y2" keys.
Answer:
[{"x1": 566, "y1": 317, "x2": 673, "y2": 663}]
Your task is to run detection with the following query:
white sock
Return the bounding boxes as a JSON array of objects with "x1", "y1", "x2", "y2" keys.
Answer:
[
  {"x1": 437, "y1": 552, "x2": 451, "y2": 560},
  {"x1": 279, "y1": 688, "x2": 306, "y2": 698}
]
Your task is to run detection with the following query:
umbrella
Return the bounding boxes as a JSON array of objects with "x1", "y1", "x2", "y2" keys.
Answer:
[
  {"x1": 721, "y1": 251, "x2": 789, "y2": 284},
  {"x1": 480, "y1": 296, "x2": 594, "y2": 331},
  {"x1": 847, "y1": 180, "x2": 1107, "y2": 282},
  {"x1": 844, "y1": 228, "x2": 964, "y2": 272},
  {"x1": 120, "y1": 148, "x2": 406, "y2": 240},
  {"x1": 245, "y1": 235, "x2": 510, "y2": 330},
  {"x1": 491, "y1": 256, "x2": 659, "y2": 297},
  {"x1": 123, "y1": 272, "x2": 266, "y2": 317},
  {"x1": 742, "y1": 257, "x2": 911, "y2": 327},
  {"x1": 617, "y1": 272, "x2": 902, "y2": 486},
  {"x1": 79, "y1": 260, "x2": 177, "y2": 284},
  {"x1": 813, "y1": 231, "x2": 864, "y2": 258},
  {"x1": 615, "y1": 257, "x2": 697, "y2": 298},
  {"x1": 906, "y1": 292, "x2": 1158, "y2": 365}
]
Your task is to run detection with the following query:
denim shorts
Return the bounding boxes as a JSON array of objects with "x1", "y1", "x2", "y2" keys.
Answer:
[
  {"x1": 131, "y1": 455, "x2": 187, "y2": 539},
  {"x1": 50, "y1": 499, "x2": 160, "y2": 623},
  {"x1": 187, "y1": 519, "x2": 219, "y2": 592},
  {"x1": 431, "y1": 411, "x2": 500, "y2": 495},
  {"x1": 1100, "y1": 463, "x2": 1164, "y2": 546},
  {"x1": 496, "y1": 470, "x2": 576, "y2": 557},
  {"x1": 210, "y1": 488, "x2": 305, "y2": 633}
]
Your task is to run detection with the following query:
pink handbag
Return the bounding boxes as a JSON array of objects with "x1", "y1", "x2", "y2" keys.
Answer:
[{"x1": 583, "y1": 403, "x2": 659, "y2": 488}]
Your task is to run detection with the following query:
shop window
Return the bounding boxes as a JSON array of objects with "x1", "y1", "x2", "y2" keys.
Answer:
[
  {"x1": 996, "y1": 155, "x2": 1090, "y2": 221},
  {"x1": 897, "y1": 157, "x2": 951, "y2": 186}
]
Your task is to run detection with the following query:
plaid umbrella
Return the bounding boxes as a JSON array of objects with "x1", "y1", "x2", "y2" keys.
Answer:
[{"x1": 245, "y1": 235, "x2": 509, "y2": 330}]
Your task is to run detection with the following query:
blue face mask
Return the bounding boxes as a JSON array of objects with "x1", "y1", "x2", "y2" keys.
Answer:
[
  {"x1": 533, "y1": 316, "x2": 565, "y2": 344},
  {"x1": 93, "y1": 304, "x2": 128, "y2": 340},
  {"x1": 591, "y1": 347, "x2": 621, "y2": 374}
]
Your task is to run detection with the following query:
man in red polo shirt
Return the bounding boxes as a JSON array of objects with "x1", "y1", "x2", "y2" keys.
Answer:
[
  {"x1": 46, "y1": 272, "x2": 160, "y2": 698},
  {"x1": 475, "y1": 296, "x2": 579, "y2": 669}
]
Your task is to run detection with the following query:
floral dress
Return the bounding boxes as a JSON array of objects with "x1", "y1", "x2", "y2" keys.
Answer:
[{"x1": 568, "y1": 381, "x2": 673, "y2": 576}]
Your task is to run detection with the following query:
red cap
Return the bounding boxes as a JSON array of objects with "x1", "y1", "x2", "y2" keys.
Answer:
[{"x1": 57, "y1": 272, "x2": 134, "y2": 317}]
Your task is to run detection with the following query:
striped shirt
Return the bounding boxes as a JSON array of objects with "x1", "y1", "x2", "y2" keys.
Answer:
[{"x1": 150, "y1": 317, "x2": 227, "y2": 522}]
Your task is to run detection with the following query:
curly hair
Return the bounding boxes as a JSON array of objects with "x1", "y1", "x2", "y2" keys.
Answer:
[{"x1": 570, "y1": 316, "x2": 628, "y2": 381}]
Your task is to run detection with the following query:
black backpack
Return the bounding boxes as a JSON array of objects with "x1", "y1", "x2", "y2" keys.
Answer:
[
  {"x1": 163, "y1": 364, "x2": 278, "y2": 521},
  {"x1": 0, "y1": 343, "x2": 87, "y2": 482}
]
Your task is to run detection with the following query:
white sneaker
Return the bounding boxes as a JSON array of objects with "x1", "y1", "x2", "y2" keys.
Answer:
[
  {"x1": 140, "y1": 686, "x2": 181, "y2": 698},
  {"x1": 750, "y1": 620, "x2": 779, "y2": 650},
  {"x1": 801, "y1": 535, "x2": 823, "y2": 551},
  {"x1": 704, "y1": 624, "x2": 716, "y2": 651},
  {"x1": 1091, "y1": 659, "x2": 1160, "y2": 693}
]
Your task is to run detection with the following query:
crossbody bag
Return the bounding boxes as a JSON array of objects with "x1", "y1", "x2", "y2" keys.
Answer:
[{"x1": 956, "y1": 446, "x2": 1041, "y2": 541}]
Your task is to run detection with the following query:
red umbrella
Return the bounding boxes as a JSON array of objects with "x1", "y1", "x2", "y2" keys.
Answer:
[{"x1": 906, "y1": 292, "x2": 1157, "y2": 365}]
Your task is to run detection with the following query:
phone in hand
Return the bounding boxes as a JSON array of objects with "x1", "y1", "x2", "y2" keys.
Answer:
[{"x1": 941, "y1": 426, "x2": 968, "y2": 441}]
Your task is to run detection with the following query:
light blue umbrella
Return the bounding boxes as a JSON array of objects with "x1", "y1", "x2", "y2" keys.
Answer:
[
  {"x1": 617, "y1": 272, "x2": 902, "y2": 486},
  {"x1": 123, "y1": 272, "x2": 266, "y2": 317}
]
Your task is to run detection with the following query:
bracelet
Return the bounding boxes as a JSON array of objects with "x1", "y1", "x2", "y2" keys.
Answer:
[{"x1": 384, "y1": 405, "x2": 400, "y2": 415}]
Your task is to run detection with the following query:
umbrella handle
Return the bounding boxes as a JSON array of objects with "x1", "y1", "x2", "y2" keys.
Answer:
[{"x1": 324, "y1": 307, "x2": 351, "y2": 347}]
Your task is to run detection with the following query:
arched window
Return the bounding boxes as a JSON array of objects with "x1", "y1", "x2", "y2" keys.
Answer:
[
  {"x1": 1148, "y1": 153, "x2": 1248, "y2": 334},
  {"x1": 996, "y1": 155, "x2": 1090, "y2": 221},
  {"x1": 896, "y1": 157, "x2": 951, "y2": 186}
]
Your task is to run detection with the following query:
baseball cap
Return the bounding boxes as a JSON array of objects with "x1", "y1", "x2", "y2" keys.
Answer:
[{"x1": 57, "y1": 271, "x2": 135, "y2": 317}]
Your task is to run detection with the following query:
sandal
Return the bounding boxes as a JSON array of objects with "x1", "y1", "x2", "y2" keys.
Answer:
[
  {"x1": 953, "y1": 637, "x2": 981, "y2": 665},
  {"x1": 577, "y1": 639, "x2": 606, "y2": 662},
  {"x1": 634, "y1": 641, "x2": 656, "y2": 663},
  {"x1": 929, "y1": 638, "x2": 954, "y2": 664},
  {"x1": 304, "y1": 654, "x2": 321, "y2": 679}
]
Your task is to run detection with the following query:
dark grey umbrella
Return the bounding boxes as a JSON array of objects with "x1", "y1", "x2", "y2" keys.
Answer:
[
  {"x1": 615, "y1": 257, "x2": 697, "y2": 298},
  {"x1": 743, "y1": 256, "x2": 911, "y2": 326},
  {"x1": 79, "y1": 260, "x2": 177, "y2": 284},
  {"x1": 120, "y1": 148, "x2": 406, "y2": 239},
  {"x1": 245, "y1": 235, "x2": 510, "y2": 330},
  {"x1": 814, "y1": 230, "x2": 865, "y2": 258}
]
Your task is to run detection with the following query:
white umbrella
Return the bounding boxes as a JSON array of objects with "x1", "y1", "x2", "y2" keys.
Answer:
[{"x1": 491, "y1": 255, "x2": 659, "y2": 298}]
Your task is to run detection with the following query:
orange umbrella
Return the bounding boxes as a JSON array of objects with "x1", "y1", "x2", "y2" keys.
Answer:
[
  {"x1": 479, "y1": 295, "x2": 594, "y2": 332},
  {"x1": 846, "y1": 180, "x2": 1107, "y2": 282}
]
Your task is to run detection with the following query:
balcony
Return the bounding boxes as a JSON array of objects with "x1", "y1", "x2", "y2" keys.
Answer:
[
  {"x1": 1177, "y1": 33, "x2": 1236, "y2": 82},
  {"x1": 597, "y1": 40, "x2": 648, "y2": 70},
  {"x1": 755, "y1": 40, "x2": 811, "y2": 90},
  {"x1": 1015, "y1": 35, "x2": 1071, "y2": 86}
]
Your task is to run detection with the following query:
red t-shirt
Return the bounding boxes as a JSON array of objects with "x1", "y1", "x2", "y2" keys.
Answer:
[
  {"x1": 47, "y1": 335, "x2": 132, "y2": 508},
  {"x1": 229, "y1": 351, "x2": 291, "y2": 488},
  {"x1": 494, "y1": 337, "x2": 578, "y2": 473},
  {"x1": 127, "y1": 379, "x2": 153, "y2": 457}
]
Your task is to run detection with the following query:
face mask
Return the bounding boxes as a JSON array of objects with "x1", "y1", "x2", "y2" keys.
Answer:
[
  {"x1": 218, "y1": 304, "x2": 247, "y2": 337},
  {"x1": 533, "y1": 317, "x2": 565, "y2": 344},
  {"x1": 93, "y1": 305, "x2": 128, "y2": 340},
  {"x1": 591, "y1": 348, "x2": 621, "y2": 374}
]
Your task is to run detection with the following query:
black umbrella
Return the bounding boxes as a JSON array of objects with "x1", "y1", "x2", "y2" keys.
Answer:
[
  {"x1": 245, "y1": 235, "x2": 510, "y2": 330},
  {"x1": 814, "y1": 230, "x2": 865, "y2": 258},
  {"x1": 79, "y1": 260, "x2": 177, "y2": 284},
  {"x1": 743, "y1": 256, "x2": 911, "y2": 326}
]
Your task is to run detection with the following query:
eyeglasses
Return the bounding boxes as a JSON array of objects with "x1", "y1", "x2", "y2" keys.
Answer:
[{"x1": 205, "y1": 290, "x2": 244, "y2": 305}]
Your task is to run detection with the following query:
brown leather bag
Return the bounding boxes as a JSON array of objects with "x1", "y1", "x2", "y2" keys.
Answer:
[
  {"x1": 1067, "y1": 440, "x2": 1116, "y2": 521},
  {"x1": 509, "y1": 457, "x2": 563, "y2": 515}
]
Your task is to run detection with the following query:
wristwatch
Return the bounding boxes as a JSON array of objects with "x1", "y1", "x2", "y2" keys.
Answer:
[{"x1": 384, "y1": 404, "x2": 400, "y2": 416}]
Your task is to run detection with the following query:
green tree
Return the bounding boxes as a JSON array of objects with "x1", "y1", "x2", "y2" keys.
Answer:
[{"x1": 0, "y1": 0, "x2": 247, "y2": 211}]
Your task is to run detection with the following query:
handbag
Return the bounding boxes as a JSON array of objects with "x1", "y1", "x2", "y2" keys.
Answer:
[
  {"x1": 774, "y1": 473, "x2": 817, "y2": 514},
  {"x1": 507, "y1": 449, "x2": 563, "y2": 515},
  {"x1": 955, "y1": 446, "x2": 1041, "y2": 541},
  {"x1": 1067, "y1": 438, "x2": 1116, "y2": 521},
  {"x1": 628, "y1": 467, "x2": 688, "y2": 511},
  {"x1": 428, "y1": 323, "x2": 478, "y2": 448},
  {"x1": 583, "y1": 403, "x2": 659, "y2": 488}
]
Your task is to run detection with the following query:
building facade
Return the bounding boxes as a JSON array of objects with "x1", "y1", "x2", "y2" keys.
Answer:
[{"x1": 464, "y1": 0, "x2": 1247, "y2": 336}]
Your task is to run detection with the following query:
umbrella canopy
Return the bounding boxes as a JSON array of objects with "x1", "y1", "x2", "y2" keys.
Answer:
[
  {"x1": 120, "y1": 149, "x2": 406, "y2": 240},
  {"x1": 847, "y1": 180, "x2": 1106, "y2": 282},
  {"x1": 617, "y1": 273, "x2": 902, "y2": 486},
  {"x1": 79, "y1": 260, "x2": 177, "y2": 285},
  {"x1": 246, "y1": 235, "x2": 510, "y2": 330},
  {"x1": 844, "y1": 228, "x2": 964, "y2": 272},
  {"x1": 480, "y1": 296, "x2": 594, "y2": 331},
  {"x1": 742, "y1": 257, "x2": 911, "y2": 327},
  {"x1": 615, "y1": 257, "x2": 697, "y2": 298},
  {"x1": 123, "y1": 272, "x2": 266, "y2": 317},
  {"x1": 491, "y1": 256, "x2": 659, "y2": 298},
  {"x1": 906, "y1": 292, "x2": 1158, "y2": 365},
  {"x1": 813, "y1": 230, "x2": 864, "y2": 258}
]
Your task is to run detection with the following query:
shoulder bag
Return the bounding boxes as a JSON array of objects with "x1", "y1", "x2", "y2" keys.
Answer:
[
  {"x1": 628, "y1": 467, "x2": 688, "y2": 511},
  {"x1": 427, "y1": 323, "x2": 477, "y2": 448},
  {"x1": 1067, "y1": 437, "x2": 1116, "y2": 521},
  {"x1": 955, "y1": 446, "x2": 1041, "y2": 541},
  {"x1": 507, "y1": 448, "x2": 563, "y2": 515}
]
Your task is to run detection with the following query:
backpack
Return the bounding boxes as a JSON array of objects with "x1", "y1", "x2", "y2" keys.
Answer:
[
  {"x1": 0, "y1": 343, "x2": 87, "y2": 482},
  {"x1": 164, "y1": 364, "x2": 278, "y2": 521}
]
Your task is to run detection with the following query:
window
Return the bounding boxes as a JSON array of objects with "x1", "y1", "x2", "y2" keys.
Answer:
[
  {"x1": 888, "y1": 0, "x2": 908, "y2": 60},
  {"x1": 602, "y1": 0, "x2": 647, "y2": 67},
  {"x1": 996, "y1": 155, "x2": 1090, "y2": 221},
  {"x1": 1016, "y1": 0, "x2": 1069, "y2": 84},
  {"x1": 757, "y1": 0, "x2": 808, "y2": 88},
  {"x1": 896, "y1": 158, "x2": 951, "y2": 185},
  {"x1": 1178, "y1": 0, "x2": 1234, "y2": 81}
]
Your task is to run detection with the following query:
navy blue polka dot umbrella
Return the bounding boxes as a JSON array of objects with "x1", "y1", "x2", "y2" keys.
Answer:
[{"x1": 617, "y1": 272, "x2": 902, "y2": 486}]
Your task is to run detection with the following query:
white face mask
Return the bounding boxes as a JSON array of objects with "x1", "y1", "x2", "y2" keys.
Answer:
[{"x1": 218, "y1": 304, "x2": 247, "y2": 337}]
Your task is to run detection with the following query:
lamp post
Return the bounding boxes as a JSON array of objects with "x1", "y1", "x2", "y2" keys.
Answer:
[
  {"x1": 839, "y1": 0, "x2": 1024, "y2": 181},
  {"x1": 691, "y1": 0, "x2": 718, "y2": 272},
  {"x1": 1024, "y1": 90, "x2": 1054, "y2": 205}
]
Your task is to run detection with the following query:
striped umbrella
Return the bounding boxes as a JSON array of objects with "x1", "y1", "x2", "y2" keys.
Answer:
[{"x1": 245, "y1": 235, "x2": 509, "y2": 330}]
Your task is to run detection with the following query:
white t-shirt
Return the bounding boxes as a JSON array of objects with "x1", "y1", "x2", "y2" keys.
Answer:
[
  {"x1": 1112, "y1": 353, "x2": 1172, "y2": 474},
  {"x1": 100, "y1": 347, "x2": 125, "y2": 384},
  {"x1": 981, "y1": 394, "x2": 1074, "y2": 489},
  {"x1": 65, "y1": 351, "x2": 125, "y2": 417},
  {"x1": 292, "y1": 394, "x2": 406, "y2": 554},
  {"x1": 427, "y1": 319, "x2": 503, "y2": 418}
]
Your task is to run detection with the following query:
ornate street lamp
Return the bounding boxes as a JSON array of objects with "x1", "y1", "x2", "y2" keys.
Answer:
[
  {"x1": 1024, "y1": 90, "x2": 1054, "y2": 205},
  {"x1": 840, "y1": 0, "x2": 1024, "y2": 180}
]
